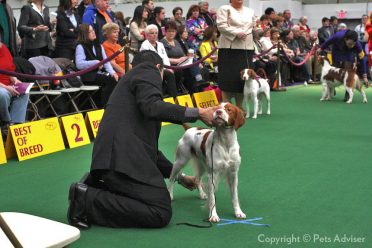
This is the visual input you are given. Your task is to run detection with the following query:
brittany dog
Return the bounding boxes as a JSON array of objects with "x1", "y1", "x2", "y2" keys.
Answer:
[
  {"x1": 319, "y1": 56, "x2": 367, "y2": 104},
  {"x1": 168, "y1": 103, "x2": 246, "y2": 223},
  {"x1": 241, "y1": 69, "x2": 271, "y2": 119}
]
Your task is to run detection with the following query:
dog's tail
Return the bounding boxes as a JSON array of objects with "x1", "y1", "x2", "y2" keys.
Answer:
[{"x1": 182, "y1": 123, "x2": 192, "y2": 130}]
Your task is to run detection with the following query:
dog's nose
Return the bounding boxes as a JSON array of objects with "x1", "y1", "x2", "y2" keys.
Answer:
[{"x1": 215, "y1": 109, "x2": 223, "y2": 115}]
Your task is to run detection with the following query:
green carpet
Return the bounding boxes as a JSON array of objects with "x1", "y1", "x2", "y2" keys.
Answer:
[{"x1": 0, "y1": 85, "x2": 371, "y2": 247}]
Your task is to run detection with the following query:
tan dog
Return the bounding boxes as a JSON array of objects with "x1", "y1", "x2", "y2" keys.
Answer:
[
  {"x1": 318, "y1": 56, "x2": 367, "y2": 104},
  {"x1": 241, "y1": 69, "x2": 271, "y2": 119},
  {"x1": 168, "y1": 103, "x2": 246, "y2": 223}
]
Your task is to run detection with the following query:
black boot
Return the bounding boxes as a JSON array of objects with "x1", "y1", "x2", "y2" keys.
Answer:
[
  {"x1": 1, "y1": 122, "x2": 10, "y2": 141},
  {"x1": 67, "y1": 182, "x2": 91, "y2": 229}
]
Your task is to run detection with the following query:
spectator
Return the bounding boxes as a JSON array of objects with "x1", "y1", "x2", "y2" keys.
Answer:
[
  {"x1": 318, "y1": 17, "x2": 333, "y2": 45},
  {"x1": 55, "y1": 0, "x2": 81, "y2": 60},
  {"x1": 172, "y1": 7, "x2": 185, "y2": 28},
  {"x1": 0, "y1": 41, "x2": 29, "y2": 140},
  {"x1": 330, "y1": 16, "x2": 338, "y2": 33},
  {"x1": 160, "y1": 21, "x2": 200, "y2": 93},
  {"x1": 365, "y1": 12, "x2": 372, "y2": 73},
  {"x1": 199, "y1": 1, "x2": 215, "y2": 27},
  {"x1": 0, "y1": 0, "x2": 17, "y2": 56},
  {"x1": 217, "y1": 0, "x2": 255, "y2": 109},
  {"x1": 149, "y1": 6, "x2": 166, "y2": 41},
  {"x1": 282, "y1": 9, "x2": 294, "y2": 30},
  {"x1": 140, "y1": 24, "x2": 179, "y2": 97},
  {"x1": 114, "y1": 11, "x2": 128, "y2": 45},
  {"x1": 338, "y1": 23, "x2": 347, "y2": 31},
  {"x1": 176, "y1": 24, "x2": 190, "y2": 55},
  {"x1": 82, "y1": 0, "x2": 115, "y2": 43},
  {"x1": 102, "y1": 23, "x2": 126, "y2": 77},
  {"x1": 264, "y1": 7, "x2": 276, "y2": 27},
  {"x1": 75, "y1": 24, "x2": 118, "y2": 107},
  {"x1": 298, "y1": 16, "x2": 310, "y2": 33},
  {"x1": 355, "y1": 14, "x2": 368, "y2": 50},
  {"x1": 142, "y1": 0, "x2": 154, "y2": 22},
  {"x1": 272, "y1": 15, "x2": 284, "y2": 32},
  {"x1": 129, "y1": 6, "x2": 148, "y2": 54},
  {"x1": 77, "y1": 0, "x2": 91, "y2": 20},
  {"x1": 18, "y1": 0, "x2": 52, "y2": 59},
  {"x1": 199, "y1": 25, "x2": 218, "y2": 69},
  {"x1": 259, "y1": 15, "x2": 270, "y2": 30},
  {"x1": 186, "y1": 4, "x2": 208, "y2": 51},
  {"x1": 66, "y1": 50, "x2": 217, "y2": 229}
]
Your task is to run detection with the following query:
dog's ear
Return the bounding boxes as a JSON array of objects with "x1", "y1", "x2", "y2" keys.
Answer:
[
  {"x1": 318, "y1": 56, "x2": 324, "y2": 65},
  {"x1": 240, "y1": 69, "x2": 245, "y2": 80},
  {"x1": 248, "y1": 69, "x2": 256, "y2": 79},
  {"x1": 233, "y1": 106, "x2": 246, "y2": 130}
]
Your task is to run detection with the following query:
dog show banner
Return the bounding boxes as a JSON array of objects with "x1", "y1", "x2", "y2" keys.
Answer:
[
  {"x1": 162, "y1": 97, "x2": 176, "y2": 126},
  {"x1": 85, "y1": 109, "x2": 104, "y2": 138},
  {"x1": 60, "y1": 114, "x2": 90, "y2": 149},
  {"x1": 0, "y1": 134, "x2": 6, "y2": 164},
  {"x1": 176, "y1": 94, "x2": 194, "y2": 108},
  {"x1": 5, "y1": 118, "x2": 65, "y2": 161},
  {"x1": 193, "y1": 90, "x2": 219, "y2": 108}
]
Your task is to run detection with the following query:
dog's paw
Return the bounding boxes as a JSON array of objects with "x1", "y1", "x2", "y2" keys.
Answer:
[
  {"x1": 258, "y1": 111, "x2": 262, "y2": 115},
  {"x1": 346, "y1": 100, "x2": 352, "y2": 104},
  {"x1": 209, "y1": 215, "x2": 220, "y2": 223},
  {"x1": 199, "y1": 191, "x2": 207, "y2": 200},
  {"x1": 235, "y1": 211, "x2": 246, "y2": 219},
  {"x1": 245, "y1": 114, "x2": 250, "y2": 119},
  {"x1": 267, "y1": 111, "x2": 271, "y2": 115},
  {"x1": 252, "y1": 115, "x2": 257, "y2": 119},
  {"x1": 363, "y1": 99, "x2": 368, "y2": 104}
]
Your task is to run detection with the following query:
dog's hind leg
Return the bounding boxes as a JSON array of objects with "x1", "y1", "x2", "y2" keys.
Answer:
[
  {"x1": 257, "y1": 94, "x2": 263, "y2": 115},
  {"x1": 168, "y1": 142, "x2": 192, "y2": 200},
  {"x1": 192, "y1": 160, "x2": 207, "y2": 200},
  {"x1": 356, "y1": 80, "x2": 368, "y2": 103},
  {"x1": 345, "y1": 87, "x2": 353, "y2": 104},
  {"x1": 227, "y1": 170, "x2": 246, "y2": 219}
]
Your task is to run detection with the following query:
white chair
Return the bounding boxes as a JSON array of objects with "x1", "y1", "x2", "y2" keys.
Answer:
[{"x1": 0, "y1": 212, "x2": 80, "y2": 248}]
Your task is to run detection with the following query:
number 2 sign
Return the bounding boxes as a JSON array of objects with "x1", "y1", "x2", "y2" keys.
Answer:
[{"x1": 60, "y1": 114, "x2": 90, "y2": 148}]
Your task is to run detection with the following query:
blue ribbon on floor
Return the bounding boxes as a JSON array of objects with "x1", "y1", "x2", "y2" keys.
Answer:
[{"x1": 217, "y1": 217, "x2": 270, "y2": 227}]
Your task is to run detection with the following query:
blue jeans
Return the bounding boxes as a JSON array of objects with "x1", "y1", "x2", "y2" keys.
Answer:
[{"x1": 0, "y1": 87, "x2": 29, "y2": 124}]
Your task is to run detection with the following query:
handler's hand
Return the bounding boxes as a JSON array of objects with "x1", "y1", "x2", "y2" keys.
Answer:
[{"x1": 198, "y1": 106, "x2": 220, "y2": 127}]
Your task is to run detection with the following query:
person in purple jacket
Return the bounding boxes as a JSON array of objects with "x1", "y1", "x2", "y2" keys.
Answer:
[{"x1": 319, "y1": 29, "x2": 367, "y2": 101}]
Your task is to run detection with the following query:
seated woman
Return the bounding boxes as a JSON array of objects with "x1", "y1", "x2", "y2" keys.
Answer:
[
  {"x1": 199, "y1": 25, "x2": 218, "y2": 70},
  {"x1": 75, "y1": 24, "x2": 118, "y2": 108},
  {"x1": 102, "y1": 23, "x2": 126, "y2": 78},
  {"x1": 0, "y1": 41, "x2": 30, "y2": 139},
  {"x1": 140, "y1": 24, "x2": 179, "y2": 97},
  {"x1": 160, "y1": 21, "x2": 201, "y2": 93}
]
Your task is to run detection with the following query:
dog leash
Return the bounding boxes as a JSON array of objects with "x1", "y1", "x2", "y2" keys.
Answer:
[{"x1": 176, "y1": 135, "x2": 216, "y2": 228}]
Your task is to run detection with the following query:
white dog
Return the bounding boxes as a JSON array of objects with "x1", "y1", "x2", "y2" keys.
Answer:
[
  {"x1": 168, "y1": 103, "x2": 246, "y2": 223},
  {"x1": 242, "y1": 69, "x2": 271, "y2": 119},
  {"x1": 319, "y1": 56, "x2": 367, "y2": 104}
]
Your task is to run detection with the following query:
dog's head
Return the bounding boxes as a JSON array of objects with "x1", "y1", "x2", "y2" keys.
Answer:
[
  {"x1": 213, "y1": 103, "x2": 245, "y2": 130},
  {"x1": 240, "y1": 69, "x2": 256, "y2": 81},
  {"x1": 318, "y1": 56, "x2": 330, "y2": 66}
]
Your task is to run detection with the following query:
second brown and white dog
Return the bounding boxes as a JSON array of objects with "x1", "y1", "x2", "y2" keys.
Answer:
[
  {"x1": 241, "y1": 69, "x2": 271, "y2": 119},
  {"x1": 319, "y1": 56, "x2": 367, "y2": 104},
  {"x1": 168, "y1": 103, "x2": 246, "y2": 223}
]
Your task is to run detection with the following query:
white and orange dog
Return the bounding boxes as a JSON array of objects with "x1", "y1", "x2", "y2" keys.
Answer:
[
  {"x1": 242, "y1": 69, "x2": 271, "y2": 119},
  {"x1": 168, "y1": 103, "x2": 246, "y2": 222},
  {"x1": 319, "y1": 56, "x2": 367, "y2": 104}
]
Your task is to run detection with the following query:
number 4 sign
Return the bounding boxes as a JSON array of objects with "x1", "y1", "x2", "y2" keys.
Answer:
[{"x1": 60, "y1": 114, "x2": 90, "y2": 148}]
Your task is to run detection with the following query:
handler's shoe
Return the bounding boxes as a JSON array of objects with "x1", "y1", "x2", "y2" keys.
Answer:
[
  {"x1": 67, "y1": 182, "x2": 91, "y2": 229},
  {"x1": 177, "y1": 173, "x2": 197, "y2": 191}
]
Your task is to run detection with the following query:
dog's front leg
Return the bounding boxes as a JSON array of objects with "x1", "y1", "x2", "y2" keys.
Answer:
[
  {"x1": 227, "y1": 170, "x2": 246, "y2": 219},
  {"x1": 207, "y1": 172, "x2": 220, "y2": 222},
  {"x1": 320, "y1": 82, "x2": 328, "y2": 101},
  {"x1": 244, "y1": 93, "x2": 250, "y2": 118},
  {"x1": 252, "y1": 93, "x2": 258, "y2": 119}
]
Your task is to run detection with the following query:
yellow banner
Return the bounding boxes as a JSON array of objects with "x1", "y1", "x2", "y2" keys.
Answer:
[
  {"x1": 162, "y1": 97, "x2": 175, "y2": 126},
  {"x1": 8, "y1": 118, "x2": 65, "y2": 161},
  {"x1": 85, "y1": 109, "x2": 104, "y2": 138},
  {"x1": 0, "y1": 134, "x2": 6, "y2": 164},
  {"x1": 193, "y1": 90, "x2": 219, "y2": 108},
  {"x1": 176, "y1": 94, "x2": 194, "y2": 108},
  {"x1": 61, "y1": 114, "x2": 91, "y2": 148}
]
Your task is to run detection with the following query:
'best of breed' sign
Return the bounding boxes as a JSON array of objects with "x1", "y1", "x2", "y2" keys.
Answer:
[
  {"x1": 85, "y1": 109, "x2": 104, "y2": 138},
  {"x1": 7, "y1": 118, "x2": 65, "y2": 161},
  {"x1": 0, "y1": 134, "x2": 6, "y2": 164}
]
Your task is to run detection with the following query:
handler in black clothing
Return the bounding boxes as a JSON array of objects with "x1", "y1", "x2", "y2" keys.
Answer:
[{"x1": 67, "y1": 50, "x2": 218, "y2": 229}]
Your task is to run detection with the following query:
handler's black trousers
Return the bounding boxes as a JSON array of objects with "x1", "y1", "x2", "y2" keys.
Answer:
[{"x1": 85, "y1": 152, "x2": 173, "y2": 228}]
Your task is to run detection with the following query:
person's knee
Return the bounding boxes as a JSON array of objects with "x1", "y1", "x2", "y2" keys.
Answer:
[
  {"x1": 152, "y1": 207, "x2": 172, "y2": 228},
  {"x1": 0, "y1": 89, "x2": 11, "y2": 106}
]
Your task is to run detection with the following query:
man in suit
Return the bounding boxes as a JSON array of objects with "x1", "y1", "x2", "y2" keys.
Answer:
[
  {"x1": 67, "y1": 50, "x2": 218, "y2": 229},
  {"x1": 318, "y1": 17, "x2": 333, "y2": 46}
]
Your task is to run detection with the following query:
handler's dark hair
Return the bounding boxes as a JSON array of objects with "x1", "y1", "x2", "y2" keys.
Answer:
[
  {"x1": 344, "y1": 30, "x2": 358, "y2": 42},
  {"x1": 132, "y1": 50, "x2": 164, "y2": 70}
]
